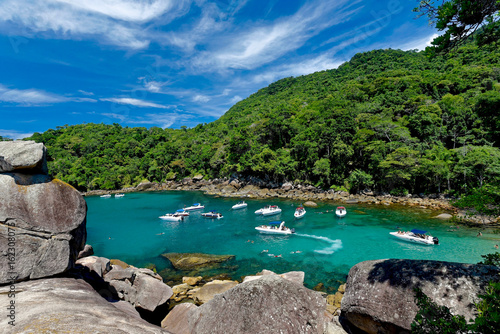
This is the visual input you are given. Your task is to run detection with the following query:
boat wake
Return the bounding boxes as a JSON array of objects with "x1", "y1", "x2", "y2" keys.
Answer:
[{"x1": 295, "y1": 233, "x2": 343, "y2": 254}]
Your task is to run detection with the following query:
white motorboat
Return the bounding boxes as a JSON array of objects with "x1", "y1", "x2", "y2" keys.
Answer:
[
  {"x1": 294, "y1": 206, "x2": 306, "y2": 219},
  {"x1": 232, "y1": 201, "x2": 248, "y2": 210},
  {"x1": 255, "y1": 221, "x2": 295, "y2": 235},
  {"x1": 184, "y1": 203, "x2": 205, "y2": 211},
  {"x1": 261, "y1": 205, "x2": 282, "y2": 216},
  {"x1": 201, "y1": 211, "x2": 223, "y2": 219},
  {"x1": 115, "y1": 193, "x2": 125, "y2": 198},
  {"x1": 390, "y1": 229, "x2": 439, "y2": 245},
  {"x1": 100, "y1": 194, "x2": 111, "y2": 198},
  {"x1": 255, "y1": 205, "x2": 270, "y2": 215},
  {"x1": 335, "y1": 206, "x2": 347, "y2": 218},
  {"x1": 159, "y1": 213, "x2": 183, "y2": 222},
  {"x1": 175, "y1": 209, "x2": 190, "y2": 217}
]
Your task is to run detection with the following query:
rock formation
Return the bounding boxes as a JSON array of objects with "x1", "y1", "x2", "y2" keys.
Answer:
[
  {"x1": 0, "y1": 278, "x2": 172, "y2": 334},
  {"x1": 0, "y1": 140, "x2": 47, "y2": 173},
  {"x1": 341, "y1": 259, "x2": 500, "y2": 334},
  {"x1": 187, "y1": 275, "x2": 330, "y2": 333},
  {"x1": 0, "y1": 141, "x2": 86, "y2": 284}
]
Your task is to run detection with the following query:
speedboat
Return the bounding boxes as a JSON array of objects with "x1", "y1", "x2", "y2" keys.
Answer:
[
  {"x1": 255, "y1": 221, "x2": 295, "y2": 235},
  {"x1": 294, "y1": 207, "x2": 306, "y2": 219},
  {"x1": 184, "y1": 203, "x2": 205, "y2": 211},
  {"x1": 261, "y1": 205, "x2": 282, "y2": 216},
  {"x1": 390, "y1": 229, "x2": 439, "y2": 245},
  {"x1": 100, "y1": 194, "x2": 111, "y2": 198},
  {"x1": 201, "y1": 210, "x2": 223, "y2": 219},
  {"x1": 159, "y1": 213, "x2": 183, "y2": 222},
  {"x1": 174, "y1": 209, "x2": 190, "y2": 217},
  {"x1": 115, "y1": 193, "x2": 125, "y2": 198},
  {"x1": 232, "y1": 201, "x2": 248, "y2": 210},
  {"x1": 255, "y1": 205, "x2": 270, "y2": 215},
  {"x1": 335, "y1": 206, "x2": 347, "y2": 218}
]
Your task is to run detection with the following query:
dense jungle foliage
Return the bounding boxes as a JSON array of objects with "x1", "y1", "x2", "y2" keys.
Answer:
[{"x1": 22, "y1": 42, "x2": 500, "y2": 199}]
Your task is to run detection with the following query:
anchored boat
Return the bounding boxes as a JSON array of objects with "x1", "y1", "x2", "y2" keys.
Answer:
[
  {"x1": 201, "y1": 210, "x2": 224, "y2": 219},
  {"x1": 159, "y1": 213, "x2": 183, "y2": 222},
  {"x1": 335, "y1": 206, "x2": 347, "y2": 218},
  {"x1": 294, "y1": 207, "x2": 306, "y2": 219},
  {"x1": 232, "y1": 201, "x2": 248, "y2": 210},
  {"x1": 184, "y1": 203, "x2": 205, "y2": 211}
]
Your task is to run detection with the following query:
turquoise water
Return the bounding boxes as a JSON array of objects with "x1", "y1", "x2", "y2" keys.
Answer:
[{"x1": 86, "y1": 191, "x2": 500, "y2": 291}]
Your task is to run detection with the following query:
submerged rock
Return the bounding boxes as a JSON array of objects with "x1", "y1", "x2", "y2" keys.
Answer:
[
  {"x1": 162, "y1": 253, "x2": 235, "y2": 270},
  {"x1": 341, "y1": 259, "x2": 500, "y2": 334}
]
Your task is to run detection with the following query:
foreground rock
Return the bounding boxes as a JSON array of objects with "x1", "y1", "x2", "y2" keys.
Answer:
[
  {"x1": 0, "y1": 140, "x2": 47, "y2": 173},
  {"x1": 162, "y1": 253, "x2": 235, "y2": 270},
  {"x1": 187, "y1": 275, "x2": 330, "y2": 334},
  {"x1": 0, "y1": 278, "x2": 171, "y2": 334},
  {"x1": 341, "y1": 259, "x2": 500, "y2": 334},
  {"x1": 0, "y1": 142, "x2": 86, "y2": 285},
  {"x1": 96, "y1": 262, "x2": 174, "y2": 313},
  {"x1": 191, "y1": 279, "x2": 238, "y2": 305}
]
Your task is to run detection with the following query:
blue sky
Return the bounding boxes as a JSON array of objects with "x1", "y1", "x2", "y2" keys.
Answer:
[{"x1": 0, "y1": 0, "x2": 438, "y2": 139}]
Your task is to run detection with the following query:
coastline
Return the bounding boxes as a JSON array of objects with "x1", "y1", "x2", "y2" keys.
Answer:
[{"x1": 81, "y1": 178, "x2": 499, "y2": 226}]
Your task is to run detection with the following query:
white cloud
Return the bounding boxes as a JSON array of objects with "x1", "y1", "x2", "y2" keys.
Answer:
[
  {"x1": 0, "y1": 84, "x2": 67, "y2": 105},
  {"x1": 55, "y1": 0, "x2": 177, "y2": 22},
  {"x1": 0, "y1": 0, "x2": 192, "y2": 49},
  {"x1": 78, "y1": 90, "x2": 94, "y2": 96},
  {"x1": 100, "y1": 97, "x2": 169, "y2": 109},
  {"x1": 230, "y1": 95, "x2": 242, "y2": 104},
  {"x1": 401, "y1": 33, "x2": 439, "y2": 51},
  {"x1": 0, "y1": 129, "x2": 34, "y2": 140},
  {"x1": 192, "y1": 94, "x2": 211, "y2": 103},
  {"x1": 252, "y1": 54, "x2": 343, "y2": 84},
  {"x1": 188, "y1": 0, "x2": 362, "y2": 72},
  {"x1": 100, "y1": 111, "x2": 192, "y2": 128}
]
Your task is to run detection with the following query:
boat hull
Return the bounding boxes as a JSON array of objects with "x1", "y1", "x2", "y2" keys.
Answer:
[
  {"x1": 255, "y1": 227, "x2": 294, "y2": 235},
  {"x1": 294, "y1": 212, "x2": 306, "y2": 219},
  {"x1": 202, "y1": 213, "x2": 223, "y2": 219},
  {"x1": 335, "y1": 211, "x2": 346, "y2": 218},
  {"x1": 261, "y1": 209, "x2": 282, "y2": 216},
  {"x1": 232, "y1": 204, "x2": 247, "y2": 210},
  {"x1": 389, "y1": 232, "x2": 437, "y2": 245},
  {"x1": 159, "y1": 215, "x2": 183, "y2": 222},
  {"x1": 184, "y1": 206, "x2": 204, "y2": 211}
]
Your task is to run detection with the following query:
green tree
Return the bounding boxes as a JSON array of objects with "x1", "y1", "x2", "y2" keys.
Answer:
[{"x1": 414, "y1": 0, "x2": 500, "y2": 52}]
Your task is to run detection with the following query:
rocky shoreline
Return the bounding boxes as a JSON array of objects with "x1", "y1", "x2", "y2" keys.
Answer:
[{"x1": 83, "y1": 177, "x2": 500, "y2": 226}]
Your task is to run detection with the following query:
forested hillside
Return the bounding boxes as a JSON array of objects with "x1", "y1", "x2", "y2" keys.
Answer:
[{"x1": 24, "y1": 43, "x2": 500, "y2": 197}]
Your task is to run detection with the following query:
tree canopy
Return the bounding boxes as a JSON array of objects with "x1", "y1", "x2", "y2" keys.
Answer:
[{"x1": 414, "y1": 0, "x2": 500, "y2": 53}]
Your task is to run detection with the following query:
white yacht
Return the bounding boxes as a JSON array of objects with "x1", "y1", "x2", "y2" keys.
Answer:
[{"x1": 390, "y1": 229, "x2": 439, "y2": 245}]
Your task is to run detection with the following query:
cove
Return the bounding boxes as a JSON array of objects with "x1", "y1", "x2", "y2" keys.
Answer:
[{"x1": 85, "y1": 191, "x2": 499, "y2": 291}]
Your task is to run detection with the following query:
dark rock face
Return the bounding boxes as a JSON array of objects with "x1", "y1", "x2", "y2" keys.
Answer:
[
  {"x1": 188, "y1": 275, "x2": 328, "y2": 334},
  {"x1": 341, "y1": 259, "x2": 500, "y2": 334},
  {"x1": 0, "y1": 173, "x2": 87, "y2": 284},
  {"x1": 0, "y1": 140, "x2": 47, "y2": 173},
  {"x1": 0, "y1": 278, "x2": 172, "y2": 334}
]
